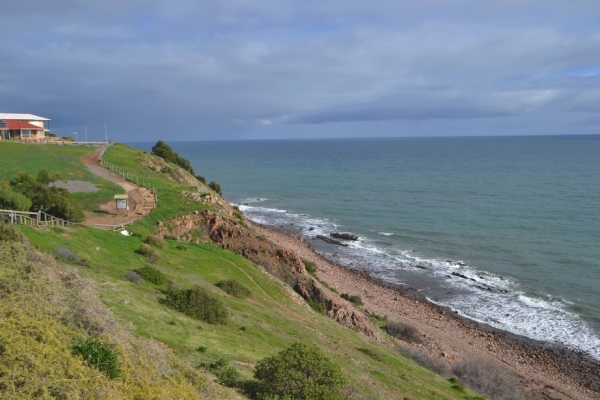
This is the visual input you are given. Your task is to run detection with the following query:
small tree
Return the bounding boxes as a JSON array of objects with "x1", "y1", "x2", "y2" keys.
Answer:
[
  {"x1": 254, "y1": 342, "x2": 346, "y2": 400},
  {"x1": 208, "y1": 181, "x2": 222, "y2": 196},
  {"x1": 0, "y1": 187, "x2": 32, "y2": 211}
]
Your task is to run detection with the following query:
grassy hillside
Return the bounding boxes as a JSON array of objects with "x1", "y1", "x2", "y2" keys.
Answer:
[
  {"x1": 0, "y1": 142, "x2": 121, "y2": 211},
  {"x1": 1, "y1": 142, "x2": 482, "y2": 399}
]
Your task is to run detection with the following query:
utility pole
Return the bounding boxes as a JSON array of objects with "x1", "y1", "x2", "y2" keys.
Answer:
[
  {"x1": 102, "y1": 121, "x2": 108, "y2": 143},
  {"x1": 85, "y1": 125, "x2": 88, "y2": 143}
]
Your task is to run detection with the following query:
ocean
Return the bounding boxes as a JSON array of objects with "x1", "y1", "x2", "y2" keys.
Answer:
[{"x1": 133, "y1": 135, "x2": 600, "y2": 359}]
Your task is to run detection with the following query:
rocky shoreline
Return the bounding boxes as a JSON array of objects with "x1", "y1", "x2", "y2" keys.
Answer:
[{"x1": 250, "y1": 221, "x2": 600, "y2": 400}]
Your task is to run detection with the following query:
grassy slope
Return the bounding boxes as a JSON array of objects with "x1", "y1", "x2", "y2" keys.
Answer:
[
  {"x1": 0, "y1": 141, "x2": 121, "y2": 211},
  {"x1": 9, "y1": 142, "x2": 478, "y2": 399}
]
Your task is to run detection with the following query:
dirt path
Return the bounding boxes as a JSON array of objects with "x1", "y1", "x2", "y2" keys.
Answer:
[
  {"x1": 81, "y1": 146, "x2": 154, "y2": 227},
  {"x1": 251, "y1": 222, "x2": 600, "y2": 400}
]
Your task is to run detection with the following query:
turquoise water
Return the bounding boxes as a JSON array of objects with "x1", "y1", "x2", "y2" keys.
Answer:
[{"x1": 134, "y1": 136, "x2": 600, "y2": 358}]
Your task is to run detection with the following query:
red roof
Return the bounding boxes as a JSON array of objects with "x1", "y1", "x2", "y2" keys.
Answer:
[{"x1": 0, "y1": 119, "x2": 42, "y2": 130}]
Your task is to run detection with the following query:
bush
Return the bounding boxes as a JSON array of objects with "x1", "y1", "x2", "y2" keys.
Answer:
[
  {"x1": 134, "y1": 265, "x2": 165, "y2": 285},
  {"x1": 395, "y1": 345, "x2": 450, "y2": 376},
  {"x1": 11, "y1": 171, "x2": 83, "y2": 220},
  {"x1": 254, "y1": 342, "x2": 347, "y2": 400},
  {"x1": 145, "y1": 234, "x2": 166, "y2": 248},
  {"x1": 196, "y1": 175, "x2": 206, "y2": 184},
  {"x1": 302, "y1": 259, "x2": 317, "y2": 276},
  {"x1": 73, "y1": 338, "x2": 121, "y2": 379},
  {"x1": 151, "y1": 140, "x2": 195, "y2": 175},
  {"x1": 215, "y1": 279, "x2": 251, "y2": 298},
  {"x1": 0, "y1": 222, "x2": 25, "y2": 242},
  {"x1": 123, "y1": 270, "x2": 145, "y2": 284},
  {"x1": 161, "y1": 286, "x2": 228, "y2": 324},
  {"x1": 384, "y1": 321, "x2": 423, "y2": 344},
  {"x1": 0, "y1": 187, "x2": 32, "y2": 211},
  {"x1": 137, "y1": 244, "x2": 160, "y2": 262},
  {"x1": 200, "y1": 358, "x2": 240, "y2": 386},
  {"x1": 208, "y1": 181, "x2": 222, "y2": 196},
  {"x1": 451, "y1": 359, "x2": 527, "y2": 400},
  {"x1": 340, "y1": 293, "x2": 363, "y2": 306},
  {"x1": 55, "y1": 246, "x2": 89, "y2": 266}
]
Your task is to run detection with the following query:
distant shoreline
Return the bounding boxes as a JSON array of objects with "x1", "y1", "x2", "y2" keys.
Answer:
[{"x1": 249, "y1": 219, "x2": 600, "y2": 399}]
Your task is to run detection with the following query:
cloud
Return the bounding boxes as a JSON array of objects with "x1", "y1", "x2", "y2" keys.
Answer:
[{"x1": 1, "y1": 0, "x2": 600, "y2": 140}]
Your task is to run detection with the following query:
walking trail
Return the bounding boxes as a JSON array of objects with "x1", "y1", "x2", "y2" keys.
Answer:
[{"x1": 81, "y1": 146, "x2": 155, "y2": 227}]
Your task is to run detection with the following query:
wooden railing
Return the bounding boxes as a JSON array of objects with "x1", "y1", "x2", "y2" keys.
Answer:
[{"x1": 0, "y1": 209, "x2": 85, "y2": 227}]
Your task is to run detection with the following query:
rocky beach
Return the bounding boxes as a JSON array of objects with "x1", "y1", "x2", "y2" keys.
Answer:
[{"x1": 251, "y1": 221, "x2": 600, "y2": 400}]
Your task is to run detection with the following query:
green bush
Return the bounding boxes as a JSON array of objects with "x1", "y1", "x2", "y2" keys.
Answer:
[
  {"x1": 302, "y1": 260, "x2": 317, "y2": 276},
  {"x1": 0, "y1": 187, "x2": 32, "y2": 211},
  {"x1": 151, "y1": 140, "x2": 195, "y2": 175},
  {"x1": 201, "y1": 358, "x2": 240, "y2": 386},
  {"x1": 253, "y1": 342, "x2": 347, "y2": 400},
  {"x1": 215, "y1": 279, "x2": 251, "y2": 298},
  {"x1": 208, "y1": 181, "x2": 222, "y2": 196},
  {"x1": 11, "y1": 171, "x2": 83, "y2": 220},
  {"x1": 134, "y1": 265, "x2": 166, "y2": 285},
  {"x1": 145, "y1": 234, "x2": 166, "y2": 248},
  {"x1": 161, "y1": 286, "x2": 228, "y2": 324},
  {"x1": 73, "y1": 338, "x2": 121, "y2": 379},
  {"x1": 0, "y1": 222, "x2": 25, "y2": 242},
  {"x1": 196, "y1": 175, "x2": 206, "y2": 184},
  {"x1": 137, "y1": 244, "x2": 160, "y2": 262},
  {"x1": 340, "y1": 293, "x2": 363, "y2": 306}
]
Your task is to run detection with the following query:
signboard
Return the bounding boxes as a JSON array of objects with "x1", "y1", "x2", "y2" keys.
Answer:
[{"x1": 116, "y1": 199, "x2": 128, "y2": 209}]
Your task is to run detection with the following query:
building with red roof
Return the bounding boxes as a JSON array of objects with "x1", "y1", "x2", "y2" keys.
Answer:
[{"x1": 0, "y1": 113, "x2": 50, "y2": 141}]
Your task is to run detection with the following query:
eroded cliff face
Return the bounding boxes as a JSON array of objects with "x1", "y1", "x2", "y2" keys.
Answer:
[
  {"x1": 155, "y1": 210, "x2": 378, "y2": 340},
  {"x1": 139, "y1": 153, "x2": 378, "y2": 340}
]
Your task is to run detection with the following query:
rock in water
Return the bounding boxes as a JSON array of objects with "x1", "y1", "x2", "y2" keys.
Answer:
[{"x1": 330, "y1": 232, "x2": 359, "y2": 241}]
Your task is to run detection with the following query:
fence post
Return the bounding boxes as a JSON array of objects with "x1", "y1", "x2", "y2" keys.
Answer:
[{"x1": 37, "y1": 210, "x2": 41, "y2": 226}]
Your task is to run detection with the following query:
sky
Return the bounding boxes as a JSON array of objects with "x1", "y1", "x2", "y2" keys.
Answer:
[{"x1": 1, "y1": 0, "x2": 600, "y2": 141}]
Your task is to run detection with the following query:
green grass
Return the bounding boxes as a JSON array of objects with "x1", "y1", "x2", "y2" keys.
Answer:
[
  {"x1": 102, "y1": 144, "x2": 215, "y2": 233},
  {"x1": 7, "y1": 142, "x2": 483, "y2": 399},
  {"x1": 22, "y1": 224, "x2": 472, "y2": 399},
  {"x1": 0, "y1": 142, "x2": 121, "y2": 211}
]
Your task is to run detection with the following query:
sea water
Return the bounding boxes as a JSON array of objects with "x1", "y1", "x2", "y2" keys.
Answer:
[{"x1": 133, "y1": 136, "x2": 600, "y2": 359}]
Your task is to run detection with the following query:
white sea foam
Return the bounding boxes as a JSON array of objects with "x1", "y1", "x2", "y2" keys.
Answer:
[{"x1": 236, "y1": 201, "x2": 600, "y2": 360}]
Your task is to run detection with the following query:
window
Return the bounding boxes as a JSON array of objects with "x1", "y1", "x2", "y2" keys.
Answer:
[{"x1": 21, "y1": 130, "x2": 32, "y2": 138}]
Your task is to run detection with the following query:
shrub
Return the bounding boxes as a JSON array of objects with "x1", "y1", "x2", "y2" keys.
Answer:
[
  {"x1": 137, "y1": 244, "x2": 160, "y2": 262},
  {"x1": 302, "y1": 259, "x2": 317, "y2": 276},
  {"x1": 384, "y1": 321, "x2": 423, "y2": 344},
  {"x1": 55, "y1": 246, "x2": 89, "y2": 266},
  {"x1": 307, "y1": 299, "x2": 326, "y2": 315},
  {"x1": 0, "y1": 186, "x2": 32, "y2": 211},
  {"x1": 145, "y1": 234, "x2": 166, "y2": 248},
  {"x1": 215, "y1": 279, "x2": 251, "y2": 298},
  {"x1": 208, "y1": 181, "x2": 222, "y2": 196},
  {"x1": 123, "y1": 270, "x2": 145, "y2": 284},
  {"x1": 201, "y1": 358, "x2": 240, "y2": 386},
  {"x1": 254, "y1": 342, "x2": 347, "y2": 400},
  {"x1": 340, "y1": 293, "x2": 363, "y2": 306},
  {"x1": 73, "y1": 338, "x2": 121, "y2": 379},
  {"x1": 151, "y1": 140, "x2": 195, "y2": 175},
  {"x1": 395, "y1": 345, "x2": 450, "y2": 376},
  {"x1": 175, "y1": 244, "x2": 188, "y2": 251},
  {"x1": 196, "y1": 175, "x2": 206, "y2": 184},
  {"x1": 451, "y1": 359, "x2": 527, "y2": 400},
  {"x1": 196, "y1": 346, "x2": 208, "y2": 353},
  {"x1": 161, "y1": 286, "x2": 228, "y2": 324},
  {"x1": 357, "y1": 347, "x2": 385, "y2": 362},
  {"x1": 0, "y1": 222, "x2": 26, "y2": 242},
  {"x1": 134, "y1": 265, "x2": 166, "y2": 285}
]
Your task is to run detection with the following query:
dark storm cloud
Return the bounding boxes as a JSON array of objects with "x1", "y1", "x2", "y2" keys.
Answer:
[{"x1": 1, "y1": 1, "x2": 599, "y2": 140}]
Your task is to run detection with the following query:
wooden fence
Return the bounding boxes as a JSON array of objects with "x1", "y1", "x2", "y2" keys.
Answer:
[{"x1": 0, "y1": 209, "x2": 84, "y2": 227}]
